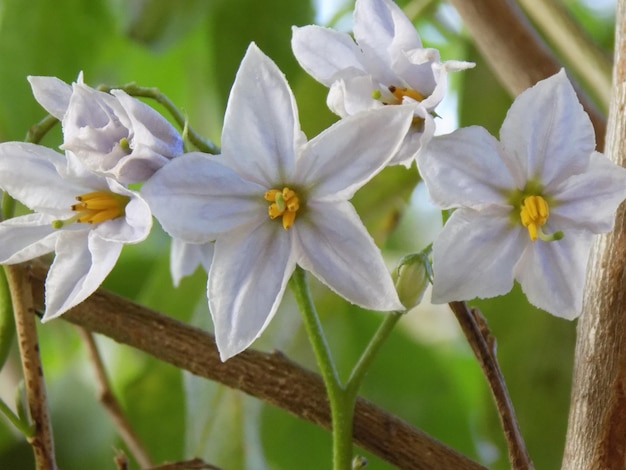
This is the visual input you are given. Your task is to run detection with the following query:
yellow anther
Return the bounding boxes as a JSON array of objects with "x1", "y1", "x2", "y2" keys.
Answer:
[
  {"x1": 52, "y1": 191, "x2": 130, "y2": 228},
  {"x1": 388, "y1": 85, "x2": 425, "y2": 103},
  {"x1": 520, "y1": 195, "x2": 562, "y2": 242},
  {"x1": 265, "y1": 187, "x2": 300, "y2": 230}
]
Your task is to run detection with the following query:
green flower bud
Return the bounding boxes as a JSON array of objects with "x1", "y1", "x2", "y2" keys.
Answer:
[{"x1": 393, "y1": 253, "x2": 431, "y2": 310}]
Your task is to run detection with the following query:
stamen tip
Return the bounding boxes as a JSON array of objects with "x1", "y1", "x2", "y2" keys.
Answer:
[
  {"x1": 553, "y1": 231, "x2": 564, "y2": 241},
  {"x1": 51, "y1": 220, "x2": 64, "y2": 229},
  {"x1": 371, "y1": 89, "x2": 382, "y2": 100}
]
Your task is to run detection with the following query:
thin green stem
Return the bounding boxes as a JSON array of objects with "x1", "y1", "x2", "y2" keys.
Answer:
[
  {"x1": 0, "y1": 397, "x2": 34, "y2": 438},
  {"x1": 25, "y1": 114, "x2": 59, "y2": 145},
  {"x1": 289, "y1": 266, "x2": 353, "y2": 470},
  {"x1": 346, "y1": 311, "x2": 403, "y2": 397},
  {"x1": 98, "y1": 83, "x2": 220, "y2": 155}
]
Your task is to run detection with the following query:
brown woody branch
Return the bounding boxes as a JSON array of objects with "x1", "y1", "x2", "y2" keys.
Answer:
[{"x1": 27, "y1": 262, "x2": 486, "y2": 470}]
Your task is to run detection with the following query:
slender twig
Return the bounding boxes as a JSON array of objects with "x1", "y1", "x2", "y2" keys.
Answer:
[
  {"x1": 5, "y1": 264, "x2": 56, "y2": 470},
  {"x1": 27, "y1": 260, "x2": 487, "y2": 470},
  {"x1": 448, "y1": 301, "x2": 533, "y2": 470},
  {"x1": 97, "y1": 83, "x2": 220, "y2": 155},
  {"x1": 146, "y1": 457, "x2": 222, "y2": 470},
  {"x1": 77, "y1": 327, "x2": 154, "y2": 468}
]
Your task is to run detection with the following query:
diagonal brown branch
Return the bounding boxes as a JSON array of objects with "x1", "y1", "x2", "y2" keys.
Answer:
[
  {"x1": 27, "y1": 261, "x2": 486, "y2": 470},
  {"x1": 447, "y1": 0, "x2": 607, "y2": 151}
]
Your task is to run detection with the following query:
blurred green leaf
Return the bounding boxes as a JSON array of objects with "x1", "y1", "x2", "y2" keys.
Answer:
[{"x1": 0, "y1": 268, "x2": 14, "y2": 370}]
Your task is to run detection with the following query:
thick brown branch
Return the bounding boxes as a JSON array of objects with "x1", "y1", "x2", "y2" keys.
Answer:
[
  {"x1": 448, "y1": 0, "x2": 606, "y2": 151},
  {"x1": 449, "y1": 302, "x2": 533, "y2": 470},
  {"x1": 27, "y1": 262, "x2": 486, "y2": 470},
  {"x1": 5, "y1": 265, "x2": 56, "y2": 470},
  {"x1": 562, "y1": 2, "x2": 626, "y2": 468}
]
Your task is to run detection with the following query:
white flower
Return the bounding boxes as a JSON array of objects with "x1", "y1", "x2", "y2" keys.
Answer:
[
  {"x1": 418, "y1": 70, "x2": 626, "y2": 319},
  {"x1": 170, "y1": 238, "x2": 214, "y2": 287},
  {"x1": 142, "y1": 43, "x2": 411, "y2": 360},
  {"x1": 291, "y1": 0, "x2": 473, "y2": 166},
  {"x1": 0, "y1": 143, "x2": 152, "y2": 320},
  {"x1": 28, "y1": 73, "x2": 183, "y2": 184}
]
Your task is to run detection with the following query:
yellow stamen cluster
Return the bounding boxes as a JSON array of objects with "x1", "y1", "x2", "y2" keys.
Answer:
[
  {"x1": 264, "y1": 187, "x2": 300, "y2": 230},
  {"x1": 52, "y1": 191, "x2": 130, "y2": 229},
  {"x1": 520, "y1": 195, "x2": 563, "y2": 242}
]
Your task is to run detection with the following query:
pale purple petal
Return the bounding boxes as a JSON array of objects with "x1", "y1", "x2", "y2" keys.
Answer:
[
  {"x1": 94, "y1": 180, "x2": 152, "y2": 244},
  {"x1": 209, "y1": 220, "x2": 296, "y2": 360},
  {"x1": 0, "y1": 214, "x2": 62, "y2": 263},
  {"x1": 27, "y1": 75, "x2": 72, "y2": 120},
  {"x1": 295, "y1": 202, "x2": 403, "y2": 311},
  {"x1": 221, "y1": 43, "x2": 299, "y2": 186},
  {"x1": 327, "y1": 75, "x2": 383, "y2": 117},
  {"x1": 42, "y1": 231, "x2": 123, "y2": 321},
  {"x1": 514, "y1": 230, "x2": 594, "y2": 319},
  {"x1": 500, "y1": 69, "x2": 594, "y2": 189},
  {"x1": 291, "y1": 25, "x2": 366, "y2": 87},
  {"x1": 418, "y1": 126, "x2": 521, "y2": 209},
  {"x1": 170, "y1": 239, "x2": 214, "y2": 287},
  {"x1": 551, "y1": 151, "x2": 626, "y2": 233},
  {"x1": 297, "y1": 106, "x2": 413, "y2": 200},
  {"x1": 431, "y1": 207, "x2": 527, "y2": 303},
  {"x1": 141, "y1": 152, "x2": 266, "y2": 243},
  {"x1": 0, "y1": 142, "x2": 89, "y2": 214},
  {"x1": 354, "y1": 0, "x2": 422, "y2": 83}
]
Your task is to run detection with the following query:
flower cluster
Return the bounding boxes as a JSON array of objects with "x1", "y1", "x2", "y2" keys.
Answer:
[{"x1": 0, "y1": 0, "x2": 624, "y2": 361}]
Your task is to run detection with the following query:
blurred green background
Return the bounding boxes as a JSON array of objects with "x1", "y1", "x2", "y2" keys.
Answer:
[{"x1": 0, "y1": 0, "x2": 615, "y2": 468}]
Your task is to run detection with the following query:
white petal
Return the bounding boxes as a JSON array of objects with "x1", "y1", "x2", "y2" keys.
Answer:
[
  {"x1": 209, "y1": 220, "x2": 296, "y2": 361},
  {"x1": 0, "y1": 142, "x2": 88, "y2": 214},
  {"x1": 297, "y1": 106, "x2": 413, "y2": 200},
  {"x1": 500, "y1": 69, "x2": 594, "y2": 189},
  {"x1": 552, "y1": 151, "x2": 626, "y2": 233},
  {"x1": 327, "y1": 75, "x2": 383, "y2": 117},
  {"x1": 514, "y1": 230, "x2": 593, "y2": 319},
  {"x1": 0, "y1": 214, "x2": 61, "y2": 263},
  {"x1": 295, "y1": 202, "x2": 403, "y2": 311},
  {"x1": 170, "y1": 239, "x2": 214, "y2": 287},
  {"x1": 220, "y1": 43, "x2": 299, "y2": 186},
  {"x1": 388, "y1": 107, "x2": 435, "y2": 166},
  {"x1": 291, "y1": 25, "x2": 366, "y2": 87},
  {"x1": 418, "y1": 126, "x2": 520, "y2": 209},
  {"x1": 42, "y1": 231, "x2": 123, "y2": 321},
  {"x1": 141, "y1": 152, "x2": 265, "y2": 243},
  {"x1": 94, "y1": 180, "x2": 152, "y2": 244},
  {"x1": 354, "y1": 0, "x2": 422, "y2": 82},
  {"x1": 431, "y1": 207, "x2": 527, "y2": 303},
  {"x1": 27, "y1": 75, "x2": 72, "y2": 120}
]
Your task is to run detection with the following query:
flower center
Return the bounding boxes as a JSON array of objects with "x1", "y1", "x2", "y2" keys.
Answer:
[
  {"x1": 519, "y1": 195, "x2": 562, "y2": 242},
  {"x1": 372, "y1": 85, "x2": 425, "y2": 105},
  {"x1": 52, "y1": 191, "x2": 130, "y2": 229},
  {"x1": 264, "y1": 187, "x2": 300, "y2": 230}
]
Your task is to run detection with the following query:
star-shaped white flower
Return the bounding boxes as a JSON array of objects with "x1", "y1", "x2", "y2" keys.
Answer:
[
  {"x1": 418, "y1": 70, "x2": 626, "y2": 319},
  {"x1": 0, "y1": 143, "x2": 152, "y2": 320},
  {"x1": 28, "y1": 73, "x2": 183, "y2": 184},
  {"x1": 291, "y1": 0, "x2": 473, "y2": 166},
  {"x1": 142, "y1": 43, "x2": 411, "y2": 360}
]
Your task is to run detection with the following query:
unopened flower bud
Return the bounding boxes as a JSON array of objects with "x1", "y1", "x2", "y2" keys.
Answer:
[{"x1": 393, "y1": 253, "x2": 431, "y2": 310}]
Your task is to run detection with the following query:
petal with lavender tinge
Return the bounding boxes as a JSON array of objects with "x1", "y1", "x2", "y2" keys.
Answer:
[
  {"x1": 0, "y1": 214, "x2": 62, "y2": 264},
  {"x1": 431, "y1": 207, "x2": 527, "y2": 303},
  {"x1": 295, "y1": 201, "x2": 403, "y2": 312},
  {"x1": 514, "y1": 230, "x2": 594, "y2": 319},
  {"x1": 27, "y1": 75, "x2": 72, "y2": 120},
  {"x1": 209, "y1": 220, "x2": 296, "y2": 361},
  {"x1": 43, "y1": 231, "x2": 123, "y2": 321}
]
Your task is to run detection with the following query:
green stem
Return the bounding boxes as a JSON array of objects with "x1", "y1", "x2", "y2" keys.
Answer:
[
  {"x1": 346, "y1": 311, "x2": 403, "y2": 397},
  {"x1": 98, "y1": 83, "x2": 220, "y2": 155},
  {"x1": 289, "y1": 266, "x2": 353, "y2": 470},
  {"x1": 0, "y1": 397, "x2": 34, "y2": 438}
]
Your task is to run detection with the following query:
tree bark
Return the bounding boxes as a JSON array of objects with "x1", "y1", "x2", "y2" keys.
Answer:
[{"x1": 562, "y1": 1, "x2": 626, "y2": 468}]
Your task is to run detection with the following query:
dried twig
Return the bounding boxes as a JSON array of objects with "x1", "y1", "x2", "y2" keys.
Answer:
[
  {"x1": 5, "y1": 264, "x2": 56, "y2": 470},
  {"x1": 77, "y1": 327, "x2": 154, "y2": 468},
  {"x1": 147, "y1": 457, "x2": 222, "y2": 470},
  {"x1": 448, "y1": 301, "x2": 533, "y2": 470},
  {"x1": 28, "y1": 261, "x2": 487, "y2": 470}
]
